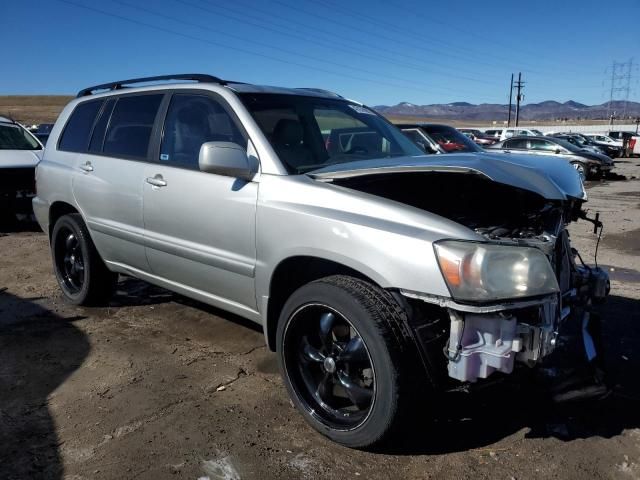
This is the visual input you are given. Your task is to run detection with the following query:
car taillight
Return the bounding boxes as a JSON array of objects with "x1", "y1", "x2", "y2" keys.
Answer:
[{"x1": 629, "y1": 138, "x2": 636, "y2": 151}]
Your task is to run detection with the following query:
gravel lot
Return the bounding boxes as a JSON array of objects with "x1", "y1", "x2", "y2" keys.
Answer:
[{"x1": 1, "y1": 159, "x2": 639, "y2": 480}]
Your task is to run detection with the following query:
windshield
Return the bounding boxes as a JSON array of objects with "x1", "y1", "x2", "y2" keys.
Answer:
[
  {"x1": 567, "y1": 136, "x2": 588, "y2": 146},
  {"x1": 239, "y1": 93, "x2": 422, "y2": 173},
  {"x1": 0, "y1": 123, "x2": 42, "y2": 150},
  {"x1": 531, "y1": 129, "x2": 544, "y2": 136},
  {"x1": 420, "y1": 125, "x2": 483, "y2": 153},
  {"x1": 552, "y1": 138, "x2": 580, "y2": 152}
]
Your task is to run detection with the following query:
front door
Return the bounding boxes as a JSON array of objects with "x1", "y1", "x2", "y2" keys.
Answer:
[{"x1": 142, "y1": 92, "x2": 258, "y2": 311}]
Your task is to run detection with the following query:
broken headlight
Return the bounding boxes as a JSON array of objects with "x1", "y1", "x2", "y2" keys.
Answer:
[{"x1": 434, "y1": 240, "x2": 559, "y2": 302}]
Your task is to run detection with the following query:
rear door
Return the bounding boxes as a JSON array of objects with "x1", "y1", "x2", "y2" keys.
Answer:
[
  {"x1": 142, "y1": 91, "x2": 258, "y2": 310},
  {"x1": 71, "y1": 92, "x2": 165, "y2": 271}
]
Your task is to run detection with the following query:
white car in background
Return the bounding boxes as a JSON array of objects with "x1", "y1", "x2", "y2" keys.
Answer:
[
  {"x1": 0, "y1": 116, "x2": 43, "y2": 222},
  {"x1": 584, "y1": 134, "x2": 624, "y2": 148},
  {"x1": 484, "y1": 128, "x2": 545, "y2": 141}
]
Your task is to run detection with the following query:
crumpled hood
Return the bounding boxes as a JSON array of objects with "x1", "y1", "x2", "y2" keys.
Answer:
[
  {"x1": 309, "y1": 152, "x2": 586, "y2": 201},
  {"x1": 0, "y1": 149, "x2": 42, "y2": 169}
]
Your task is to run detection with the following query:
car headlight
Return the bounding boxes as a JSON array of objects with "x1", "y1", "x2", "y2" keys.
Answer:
[{"x1": 434, "y1": 240, "x2": 559, "y2": 302}]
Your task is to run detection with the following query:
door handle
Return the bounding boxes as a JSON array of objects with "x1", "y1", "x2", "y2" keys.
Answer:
[
  {"x1": 80, "y1": 161, "x2": 93, "y2": 172},
  {"x1": 146, "y1": 175, "x2": 167, "y2": 187}
]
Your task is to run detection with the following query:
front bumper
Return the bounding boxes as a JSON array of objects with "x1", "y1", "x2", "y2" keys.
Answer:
[{"x1": 402, "y1": 265, "x2": 610, "y2": 383}]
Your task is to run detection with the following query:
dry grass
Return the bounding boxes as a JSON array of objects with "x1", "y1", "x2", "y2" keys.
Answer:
[{"x1": 0, "y1": 96, "x2": 73, "y2": 125}]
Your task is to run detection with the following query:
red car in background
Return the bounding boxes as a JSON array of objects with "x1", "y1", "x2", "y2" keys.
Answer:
[
  {"x1": 458, "y1": 128, "x2": 498, "y2": 146},
  {"x1": 396, "y1": 123, "x2": 484, "y2": 154}
]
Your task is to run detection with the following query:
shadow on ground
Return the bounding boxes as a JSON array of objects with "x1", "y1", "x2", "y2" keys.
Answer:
[
  {"x1": 382, "y1": 294, "x2": 640, "y2": 455},
  {"x1": 0, "y1": 213, "x2": 41, "y2": 234},
  {"x1": 0, "y1": 291, "x2": 88, "y2": 480}
]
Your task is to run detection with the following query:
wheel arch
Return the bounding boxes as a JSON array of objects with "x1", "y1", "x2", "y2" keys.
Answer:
[
  {"x1": 265, "y1": 256, "x2": 382, "y2": 351},
  {"x1": 49, "y1": 201, "x2": 80, "y2": 238}
]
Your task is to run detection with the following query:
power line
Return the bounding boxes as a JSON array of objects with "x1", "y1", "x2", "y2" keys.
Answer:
[
  {"x1": 176, "y1": 0, "x2": 499, "y2": 86},
  {"x1": 200, "y1": 0, "x2": 509, "y2": 83},
  {"x1": 55, "y1": 0, "x2": 506, "y2": 102},
  {"x1": 386, "y1": 0, "x2": 606, "y2": 74},
  {"x1": 270, "y1": 0, "x2": 540, "y2": 74},
  {"x1": 111, "y1": 0, "x2": 502, "y2": 99}
]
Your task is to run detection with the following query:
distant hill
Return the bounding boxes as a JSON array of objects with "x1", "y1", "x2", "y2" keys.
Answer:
[{"x1": 374, "y1": 100, "x2": 640, "y2": 122}]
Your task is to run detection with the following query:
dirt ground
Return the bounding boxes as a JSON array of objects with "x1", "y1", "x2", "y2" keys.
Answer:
[{"x1": 1, "y1": 160, "x2": 639, "y2": 480}]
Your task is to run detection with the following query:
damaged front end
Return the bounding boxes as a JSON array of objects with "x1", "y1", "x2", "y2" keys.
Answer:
[{"x1": 313, "y1": 154, "x2": 610, "y2": 385}]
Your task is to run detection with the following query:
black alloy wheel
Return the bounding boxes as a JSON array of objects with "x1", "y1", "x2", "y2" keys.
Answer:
[
  {"x1": 277, "y1": 275, "x2": 427, "y2": 448},
  {"x1": 283, "y1": 304, "x2": 376, "y2": 430},
  {"x1": 51, "y1": 213, "x2": 117, "y2": 305},
  {"x1": 54, "y1": 227, "x2": 85, "y2": 294}
]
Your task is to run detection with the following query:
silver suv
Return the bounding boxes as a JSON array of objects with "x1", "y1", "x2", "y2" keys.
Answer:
[{"x1": 34, "y1": 74, "x2": 609, "y2": 448}]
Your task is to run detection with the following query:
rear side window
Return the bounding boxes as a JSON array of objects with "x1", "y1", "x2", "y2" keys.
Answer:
[
  {"x1": 89, "y1": 98, "x2": 116, "y2": 153},
  {"x1": 505, "y1": 138, "x2": 528, "y2": 149},
  {"x1": 58, "y1": 100, "x2": 103, "y2": 152},
  {"x1": 103, "y1": 94, "x2": 163, "y2": 159}
]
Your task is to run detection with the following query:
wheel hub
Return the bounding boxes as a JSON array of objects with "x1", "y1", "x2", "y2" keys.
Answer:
[{"x1": 323, "y1": 356, "x2": 337, "y2": 373}]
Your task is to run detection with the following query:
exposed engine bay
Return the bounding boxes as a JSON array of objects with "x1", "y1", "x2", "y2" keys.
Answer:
[{"x1": 333, "y1": 171, "x2": 610, "y2": 384}]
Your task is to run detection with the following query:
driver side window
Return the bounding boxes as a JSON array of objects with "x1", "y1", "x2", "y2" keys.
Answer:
[{"x1": 160, "y1": 93, "x2": 245, "y2": 170}]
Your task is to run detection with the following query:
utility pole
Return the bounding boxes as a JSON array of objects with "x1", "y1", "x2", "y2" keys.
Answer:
[
  {"x1": 507, "y1": 73, "x2": 514, "y2": 127},
  {"x1": 514, "y1": 72, "x2": 525, "y2": 127}
]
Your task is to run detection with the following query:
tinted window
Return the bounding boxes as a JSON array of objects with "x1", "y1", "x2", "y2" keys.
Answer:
[
  {"x1": 89, "y1": 98, "x2": 116, "y2": 153},
  {"x1": 529, "y1": 139, "x2": 557, "y2": 151},
  {"x1": 58, "y1": 100, "x2": 103, "y2": 152},
  {"x1": 505, "y1": 138, "x2": 528, "y2": 149},
  {"x1": 160, "y1": 94, "x2": 245, "y2": 169},
  {"x1": 103, "y1": 94, "x2": 163, "y2": 159}
]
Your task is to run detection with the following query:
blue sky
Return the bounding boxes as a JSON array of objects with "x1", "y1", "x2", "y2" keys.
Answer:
[{"x1": 2, "y1": 0, "x2": 638, "y2": 106}]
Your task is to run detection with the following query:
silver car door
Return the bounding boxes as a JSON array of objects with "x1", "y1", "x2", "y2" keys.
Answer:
[
  {"x1": 142, "y1": 91, "x2": 258, "y2": 310},
  {"x1": 72, "y1": 93, "x2": 164, "y2": 271}
]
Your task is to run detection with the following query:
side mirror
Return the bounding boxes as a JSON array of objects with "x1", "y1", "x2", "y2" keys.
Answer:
[
  {"x1": 554, "y1": 148, "x2": 561, "y2": 154},
  {"x1": 198, "y1": 141, "x2": 254, "y2": 179}
]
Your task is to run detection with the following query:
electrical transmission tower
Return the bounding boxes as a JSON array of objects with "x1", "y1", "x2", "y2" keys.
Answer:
[{"x1": 607, "y1": 58, "x2": 634, "y2": 120}]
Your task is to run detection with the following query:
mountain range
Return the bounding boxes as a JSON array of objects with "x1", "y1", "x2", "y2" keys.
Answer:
[{"x1": 374, "y1": 100, "x2": 640, "y2": 121}]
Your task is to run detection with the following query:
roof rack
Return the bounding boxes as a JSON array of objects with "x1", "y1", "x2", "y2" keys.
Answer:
[
  {"x1": 295, "y1": 88, "x2": 342, "y2": 98},
  {"x1": 77, "y1": 74, "x2": 226, "y2": 97}
]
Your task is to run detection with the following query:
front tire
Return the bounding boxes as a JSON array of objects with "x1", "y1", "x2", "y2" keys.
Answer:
[
  {"x1": 276, "y1": 275, "x2": 419, "y2": 448},
  {"x1": 51, "y1": 213, "x2": 117, "y2": 305}
]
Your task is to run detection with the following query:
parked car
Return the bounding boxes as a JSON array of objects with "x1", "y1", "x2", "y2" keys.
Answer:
[
  {"x1": 582, "y1": 134, "x2": 624, "y2": 158},
  {"x1": 34, "y1": 74, "x2": 609, "y2": 448},
  {"x1": 484, "y1": 127, "x2": 545, "y2": 141},
  {"x1": 584, "y1": 134, "x2": 623, "y2": 148},
  {"x1": 396, "y1": 123, "x2": 483, "y2": 153},
  {"x1": 548, "y1": 133, "x2": 608, "y2": 156},
  {"x1": 0, "y1": 115, "x2": 43, "y2": 222},
  {"x1": 608, "y1": 131, "x2": 639, "y2": 157},
  {"x1": 487, "y1": 135, "x2": 614, "y2": 180},
  {"x1": 457, "y1": 128, "x2": 497, "y2": 146}
]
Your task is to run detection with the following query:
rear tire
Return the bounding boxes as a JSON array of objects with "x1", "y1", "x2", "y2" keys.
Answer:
[
  {"x1": 51, "y1": 213, "x2": 117, "y2": 306},
  {"x1": 276, "y1": 275, "x2": 420, "y2": 448}
]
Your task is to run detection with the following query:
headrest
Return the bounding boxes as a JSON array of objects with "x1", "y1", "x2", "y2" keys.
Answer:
[{"x1": 273, "y1": 119, "x2": 303, "y2": 146}]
